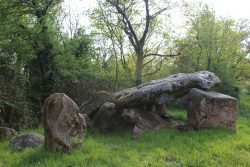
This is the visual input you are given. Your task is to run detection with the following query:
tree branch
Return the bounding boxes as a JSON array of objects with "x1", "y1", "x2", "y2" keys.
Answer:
[
  {"x1": 151, "y1": 7, "x2": 169, "y2": 18},
  {"x1": 140, "y1": 0, "x2": 150, "y2": 45},
  {"x1": 143, "y1": 56, "x2": 157, "y2": 67},
  {"x1": 144, "y1": 53, "x2": 179, "y2": 58},
  {"x1": 143, "y1": 58, "x2": 165, "y2": 77},
  {"x1": 106, "y1": 0, "x2": 139, "y2": 44}
]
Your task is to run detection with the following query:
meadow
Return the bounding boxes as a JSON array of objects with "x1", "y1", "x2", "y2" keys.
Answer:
[{"x1": 0, "y1": 93, "x2": 250, "y2": 167}]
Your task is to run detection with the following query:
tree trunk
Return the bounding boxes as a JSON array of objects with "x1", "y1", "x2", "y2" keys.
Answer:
[
  {"x1": 135, "y1": 52, "x2": 144, "y2": 85},
  {"x1": 207, "y1": 56, "x2": 211, "y2": 71},
  {"x1": 37, "y1": 44, "x2": 55, "y2": 103}
]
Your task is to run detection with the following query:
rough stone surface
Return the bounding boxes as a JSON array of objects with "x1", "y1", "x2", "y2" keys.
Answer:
[
  {"x1": 122, "y1": 107, "x2": 167, "y2": 136},
  {"x1": 9, "y1": 133, "x2": 44, "y2": 151},
  {"x1": 151, "y1": 104, "x2": 166, "y2": 116},
  {"x1": 114, "y1": 71, "x2": 221, "y2": 108},
  {"x1": 187, "y1": 88, "x2": 238, "y2": 131},
  {"x1": 92, "y1": 102, "x2": 123, "y2": 133},
  {"x1": 0, "y1": 127, "x2": 17, "y2": 139},
  {"x1": 132, "y1": 126, "x2": 144, "y2": 139},
  {"x1": 80, "y1": 114, "x2": 92, "y2": 127},
  {"x1": 43, "y1": 93, "x2": 86, "y2": 152}
]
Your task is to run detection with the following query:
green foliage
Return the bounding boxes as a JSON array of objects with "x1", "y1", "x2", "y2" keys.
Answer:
[
  {"x1": 174, "y1": 5, "x2": 249, "y2": 97},
  {"x1": 240, "y1": 92, "x2": 250, "y2": 118},
  {"x1": 0, "y1": 0, "x2": 65, "y2": 128},
  {"x1": 56, "y1": 28, "x2": 94, "y2": 82},
  {"x1": 0, "y1": 100, "x2": 35, "y2": 130},
  {"x1": 0, "y1": 50, "x2": 35, "y2": 129}
]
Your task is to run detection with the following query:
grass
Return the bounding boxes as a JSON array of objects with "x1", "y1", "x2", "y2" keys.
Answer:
[
  {"x1": 240, "y1": 93, "x2": 250, "y2": 118},
  {"x1": 167, "y1": 107, "x2": 187, "y2": 121},
  {"x1": 0, "y1": 94, "x2": 250, "y2": 167}
]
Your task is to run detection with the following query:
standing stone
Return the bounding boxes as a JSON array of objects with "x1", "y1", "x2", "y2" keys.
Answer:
[
  {"x1": 43, "y1": 93, "x2": 86, "y2": 152},
  {"x1": 187, "y1": 88, "x2": 238, "y2": 131}
]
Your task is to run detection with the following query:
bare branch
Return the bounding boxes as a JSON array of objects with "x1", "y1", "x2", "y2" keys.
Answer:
[
  {"x1": 143, "y1": 56, "x2": 157, "y2": 67},
  {"x1": 143, "y1": 58, "x2": 165, "y2": 77},
  {"x1": 151, "y1": 7, "x2": 169, "y2": 18},
  {"x1": 106, "y1": 0, "x2": 139, "y2": 44},
  {"x1": 140, "y1": 0, "x2": 150, "y2": 45},
  {"x1": 144, "y1": 53, "x2": 179, "y2": 58}
]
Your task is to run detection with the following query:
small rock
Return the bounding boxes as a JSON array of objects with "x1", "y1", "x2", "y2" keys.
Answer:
[
  {"x1": 132, "y1": 126, "x2": 144, "y2": 139},
  {"x1": 9, "y1": 133, "x2": 44, "y2": 151}
]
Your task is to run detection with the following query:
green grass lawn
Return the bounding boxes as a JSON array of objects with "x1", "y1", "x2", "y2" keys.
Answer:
[{"x1": 1, "y1": 94, "x2": 250, "y2": 167}]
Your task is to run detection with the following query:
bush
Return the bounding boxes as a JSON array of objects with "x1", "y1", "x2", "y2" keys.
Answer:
[
  {"x1": 0, "y1": 100, "x2": 37, "y2": 130},
  {"x1": 214, "y1": 82, "x2": 239, "y2": 98}
]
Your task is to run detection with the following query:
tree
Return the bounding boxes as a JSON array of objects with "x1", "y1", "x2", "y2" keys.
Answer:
[
  {"x1": 1, "y1": 0, "x2": 63, "y2": 103},
  {"x1": 0, "y1": 0, "x2": 64, "y2": 128},
  {"x1": 92, "y1": 0, "x2": 177, "y2": 85},
  {"x1": 174, "y1": 4, "x2": 250, "y2": 96}
]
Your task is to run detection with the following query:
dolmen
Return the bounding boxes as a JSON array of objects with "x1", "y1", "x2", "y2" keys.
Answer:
[
  {"x1": 42, "y1": 71, "x2": 238, "y2": 145},
  {"x1": 79, "y1": 71, "x2": 238, "y2": 137}
]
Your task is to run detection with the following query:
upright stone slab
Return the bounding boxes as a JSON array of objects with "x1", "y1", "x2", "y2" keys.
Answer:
[
  {"x1": 43, "y1": 93, "x2": 86, "y2": 152},
  {"x1": 187, "y1": 88, "x2": 238, "y2": 131}
]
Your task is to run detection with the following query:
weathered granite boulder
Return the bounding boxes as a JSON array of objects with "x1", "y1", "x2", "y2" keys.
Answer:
[
  {"x1": 92, "y1": 102, "x2": 121, "y2": 133},
  {"x1": 187, "y1": 88, "x2": 238, "y2": 131},
  {"x1": 0, "y1": 127, "x2": 17, "y2": 140},
  {"x1": 9, "y1": 133, "x2": 44, "y2": 151},
  {"x1": 121, "y1": 107, "x2": 167, "y2": 138},
  {"x1": 43, "y1": 93, "x2": 86, "y2": 152}
]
